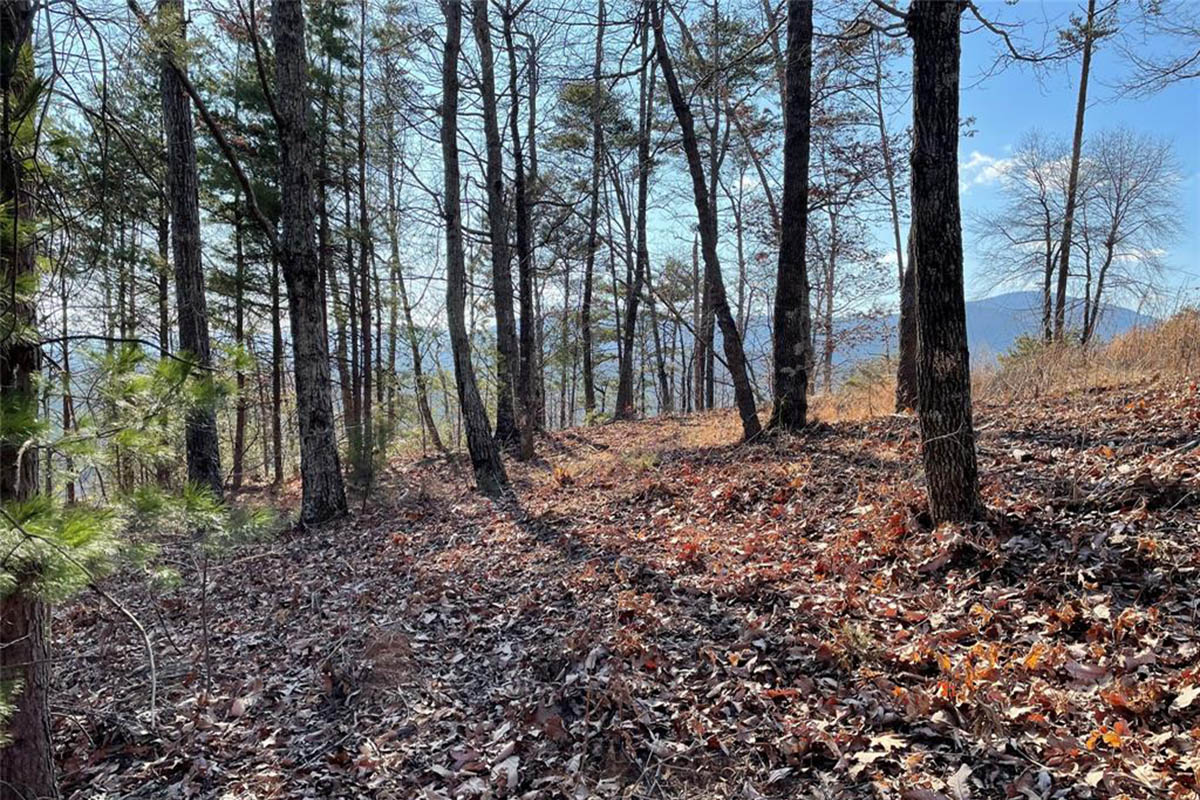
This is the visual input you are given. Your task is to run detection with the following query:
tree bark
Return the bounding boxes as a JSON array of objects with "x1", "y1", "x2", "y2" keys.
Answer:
[
  {"x1": 580, "y1": 0, "x2": 604, "y2": 416},
  {"x1": 0, "y1": 4, "x2": 56, "y2": 795},
  {"x1": 356, "y1": 0, "x2": 373, "y2": 479},
  {"x1": 502, "y1": 3, "x2": 536, "y2": 459},
  {"x1": 907, "y1": 0, "x2": 981, "y2": 523},
  {"x1": 895, "y1": 230, "x2": 918, "y2": 411},
  {"x1": 441, "y1": 0, "x2": 509, "y2": 495},
  {"x1": 472, "y1": 0, "x2": 520, "y2": 447},
  {"x1": 272, "y1": 0, "x2": 348, "y2": 525},
  {"x1": 233, "y1": 200, "x2": 247, "y2": 489},
  {"x1": 161, "y1": 0, "x2": 223, "y2": 497},
  {"x1": 769, "y1": 0, "x2": 813, "y2": 431}
]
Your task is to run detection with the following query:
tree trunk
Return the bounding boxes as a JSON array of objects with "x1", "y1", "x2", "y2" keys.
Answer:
[
  {"x1": 270, "y1": 254, "x2": 284, "y2": 485},
  {"x1": 580, "y1": 0, "x2": 604, "y2": 416},
  {"x1": 472, "y1": 0, "x2": 521, "y2": 447},
  {"x1": 645, "y1": 268, "x2": 672, "y2": 413},
  {"x1": 233, "y1": 201, "x2": 247, "y2": 489},
  {"x1": 895, "y1": 230, "x2": 918, "y2": 411},
  {"x1": 502, "y1": 2, "x2": 536, "y2": 460},
  {"x1": 272, "y1": 0, "x2": 348, "y2": 525},
  {"x1": 161, "y1": 0, "x2": 223, "y2": 497},
  {"x1": 769, "y1": 0, "x2": 812, "y2": 431},
  {"x1": 441, "y1": 0, "x2": 509, "y2": 496},
  {"x1": 0, "y1": 4, "x2": 56, "y2": 795},
  {"x1": 652, "y1": 3, "x2": 759, "y2": 438},
  {"x1": 907, "y1": 0, "x2": 981, "y2": 523},
  {"x1": 1054, "y1": 0, "x2": 1097, "y2": 340},
  {"x1": 615, "y1": 18, "x2": 655, "y2": 420},
  {"x1": 356, "y1": 0, "x2": 373, "y2": 479}
]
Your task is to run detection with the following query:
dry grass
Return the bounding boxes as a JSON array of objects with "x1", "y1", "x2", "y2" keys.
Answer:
[
  {"x1": 978, "y1": 307, "x2": 1200, "y2": 401},
  {"x1": 811, "y1": 308, "x2": 1200, "y2": 416}
]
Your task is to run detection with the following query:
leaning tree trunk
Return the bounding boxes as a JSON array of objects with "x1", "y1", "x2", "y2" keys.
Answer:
[
  {"x1": 907, "y1": 0, "x2": 981, "y2": 523},
  {"x1": 1054, "y1": 0, "x2": 1097, "y2": 340},
  {"x1": 272, "y1": 0, "x2": 347, "y2": 525},
  {"x1": 0, "y1": 3, "x2": 56, "y2": 797},
  {"x1": 769, "y1": 0, "x2": 813, "y2": 431},
  {"x1": 615, "y1": 13, "x2": 654, "y2": 420},
  {"x1": 894, "y1": 230, "x2": 918, "y2": 411},
  {"x1": 472, "y1": 0, "x2": 521, "y2": 448},
  {"x1": 161, "y1": 0, "x2": 223, "y2": 497},
  {"x1": 651, "y1": 0, "x2": 761, "y2": 440},
  {"x1": 441, "y1": 0, "x2": 509, "y2": 495}
]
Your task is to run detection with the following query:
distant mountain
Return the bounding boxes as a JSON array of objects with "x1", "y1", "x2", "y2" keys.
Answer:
[{"x1": 825, "y1": 291, "x2": 1158, "y2": 374}]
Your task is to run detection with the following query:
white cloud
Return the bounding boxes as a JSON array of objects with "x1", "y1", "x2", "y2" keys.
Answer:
[{"x1": 959, "y1": 150, "x2": 1015, "y2": 190}]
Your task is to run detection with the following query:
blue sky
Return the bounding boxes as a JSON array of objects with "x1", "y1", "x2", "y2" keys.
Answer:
[{"x1": 957, "y1": 0, "x2": 1200, "y2": 310}]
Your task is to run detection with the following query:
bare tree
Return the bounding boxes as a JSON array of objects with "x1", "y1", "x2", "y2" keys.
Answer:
[
  {"x1": 973, "y1": 131, "x2": 1071, "y2": 341},
  {"x1": 1054, "y1": 0, "x2": 1118, "y2": 340},
  {"x1": 1079, "y1": 128, "x2": 1179, "y2": 343},
  {"x1": 1119, "y1": 0, "x2": 1200, "y2": 95},
  {"x1": 472, "y1": 0, "x2": 521, "y2": 447},
  {"x1": 651, "y1": 0, "x2": 761, "y2": 441}
]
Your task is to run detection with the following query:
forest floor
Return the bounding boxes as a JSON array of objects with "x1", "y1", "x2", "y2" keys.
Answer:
[{"x1": 55, "y1": 379, "x2": 1200, "y2": 800}]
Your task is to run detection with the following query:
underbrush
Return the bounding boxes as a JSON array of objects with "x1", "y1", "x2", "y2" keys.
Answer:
[
  {"x1": 811, "y1": 308, "x2": 1199, "y2": 417},
  {"x1": 979, "y1": 307, "x2": 1199, "y2": 400}
]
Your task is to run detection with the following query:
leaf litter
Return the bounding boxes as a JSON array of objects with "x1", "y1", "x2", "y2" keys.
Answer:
[{"x1": 54, "y1": 380, "x2": 1200, "y2": 799}]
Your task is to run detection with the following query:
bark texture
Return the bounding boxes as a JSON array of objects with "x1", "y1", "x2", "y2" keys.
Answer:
[
  {"x1": 441, "y1": 0, "x2": 509, "y2": 495},
  {"x1": 160, "y1": 0, "x2": 223, "y2": 497},
  {"x1": 272, "y1": 0, "x2": 348, "y2": 525},
  {"x1": 0, "y1": 4, "x2": 56, "y2": 796},
  {"x1": 580, "y1": 0, "x2": 604, "y2": 415},
  {"x1": 907, "y1": 0, "x2": 981, "y2": 523},
  {"x1": 471, "y1": 0, "x2": 520, "y2": 447},
  {"x1": 502, "y1": 4, "x2": 536, "y2": 459},
  {"x1": 769, "y1": 0, "x2": 813, "y2": 431},
  {"x1": 895, "y1": 230, "x2": 918, "y2": 412}
]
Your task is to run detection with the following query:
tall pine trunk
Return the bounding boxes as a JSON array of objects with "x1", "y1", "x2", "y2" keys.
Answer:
[
  {"x1": 580, "y1": 0, "x2": 604, "y2": 415},
  {"x1": 233, "y1": 201, "x2": 247, "y2": 489},
  {"x1": 1054, "y1": 0, "x2": 1098, "y2": 340},
  {"x1": 441, "y1": 0, "x2": 508, "y2": 495},
  {"x1": 907, "y1": 0, "x2": 981, "y2": 523},
  {"x1": 161, "y1": 0, "x2": 223, "y2": 496},
  {"x1": 472, "y1": 0, "x2": 520, "y2": 447},
  {"x1": 615, "y1": 14, "x2": 654, "y2": 420},
  {"x1": 356, "y1": 0, "x2": 372, "y2": 479},
  {"x1": 769, "y1": 0, "x2": 812, "y2": 431},
  {"x1": 652, "y1": 1, "x2": 761, "y2": 440},
  {"x1": 272, "y1": 0, "x2": 347, "y2": 525},
  {"x1": 502, "y1": 3, "x2": 536, "y2": 459},
  {"x1": 0, "y1": 4, "x2": 56, "y2": 795}
]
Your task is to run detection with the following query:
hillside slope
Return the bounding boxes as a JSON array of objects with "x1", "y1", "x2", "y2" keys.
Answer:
[{"x1": 56, "y1": 380, "x2": 1199, "y2": 799}]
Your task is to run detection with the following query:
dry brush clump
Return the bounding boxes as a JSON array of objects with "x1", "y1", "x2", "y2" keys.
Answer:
[{"x1": 978, "y1": 308, "x2": 1199, "y2": 402}]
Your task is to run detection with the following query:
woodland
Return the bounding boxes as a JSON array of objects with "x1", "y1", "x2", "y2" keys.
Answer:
[{"x1": 0, "y1": 0, "x2": 1198, "y2": 798}]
